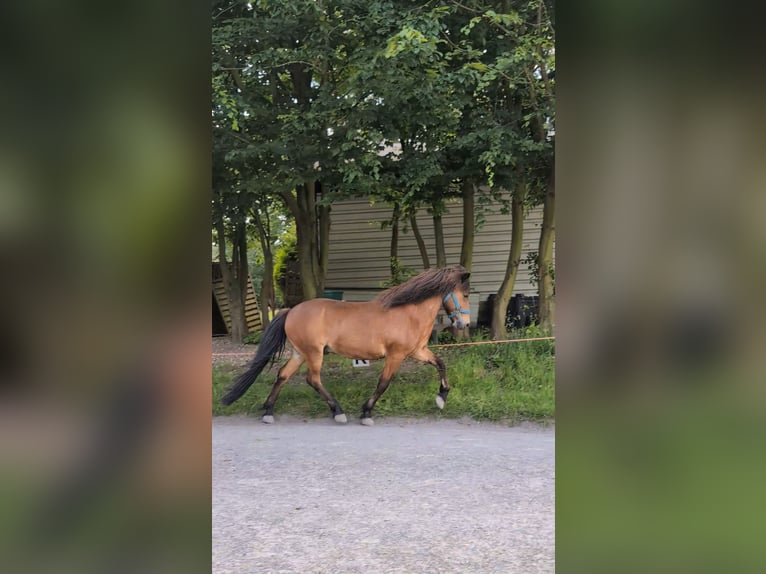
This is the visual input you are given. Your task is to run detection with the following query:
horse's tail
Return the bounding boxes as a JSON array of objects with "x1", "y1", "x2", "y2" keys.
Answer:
[{"x1": 220, "y1": 310, "x2": 290, "y2": 406}]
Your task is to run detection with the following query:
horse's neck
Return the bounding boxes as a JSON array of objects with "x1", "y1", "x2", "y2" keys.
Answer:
[{"x1": 413, "y1": 296, "x2": 443, "y2": 326}]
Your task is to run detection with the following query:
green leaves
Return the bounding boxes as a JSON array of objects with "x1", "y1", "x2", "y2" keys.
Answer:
[
  {"x1": 384, "y1": 26, "x2": 430, "y2": 59},
  {"x1": 212, "y1": 0, "x2": 554, "y2": 229},
  {"x1": 467, "y1": 61, "x2": 490, "y2": 72}
]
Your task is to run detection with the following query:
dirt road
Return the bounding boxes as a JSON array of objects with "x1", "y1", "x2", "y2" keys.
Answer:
[{"x1": 213, "y1": 416, "x2": 554, "y2": 574}]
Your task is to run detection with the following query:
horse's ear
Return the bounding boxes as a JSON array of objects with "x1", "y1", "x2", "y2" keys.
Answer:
[{"x1": 460, "y1": 271, "x2": 471, "y2": 283}]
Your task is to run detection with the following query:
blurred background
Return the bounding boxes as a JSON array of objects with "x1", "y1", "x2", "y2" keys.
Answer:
[
  {"x1": 557, "y1": 0, "x2": 766, "y2": 571},
  {"x1": 1, "y1": 0, "x2": 764, "y2": 572},
  {"x1": 0, "y1": 1, "x2": 211, "y2": 573}
]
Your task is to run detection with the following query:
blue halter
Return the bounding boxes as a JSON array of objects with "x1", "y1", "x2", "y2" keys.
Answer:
[{"x1": 443, "y1": 292, "x2": 470, "y2": 319}]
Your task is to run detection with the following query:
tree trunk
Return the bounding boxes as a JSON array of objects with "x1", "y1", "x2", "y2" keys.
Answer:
[
  {"x1": 260, "y1": 250, "x2": 274, "y2": 328},
  {"x1": 236, "y1": 220, "x2": 249, "y2": 312},
  {"x1": 317, "y1": 201, "x2": 331, "y2": 294},
  {"x1": 281, "y1": 183, "x2": 325, "y2": 300},
  {"x1": 537, "y1": 175, "x2": 555, "y2": 333},
  {"x1": 491, "y1": 179, "x2": 527, "y2": 339},
  {"x1": 216, "y1": 219, "x2": 248, "y2": 343},
  {"x1": 460, "y1": 179, "x2": 475, "y2": 271},
  {"x1": 232, "y1": 221, "x2": 250, "y2": 342},
  {"x1": 303, "y1": 181, "x2": 320, "y2": 294},
  {"x1": 253, "y1": 206, "x2": 274, "y2": 329},
  {"x1": 409, "y1": 213, "x2": 430, "y2": 269},
  {"x1": 434, "y1": 213, "x2": 446, "y2": 267},
  {"x1": 295, "y1": 210, "x2": 318, "y2": 300},
  {"x1": 282, "y1": 64, "x2": 325, "y2": 299},
  {"x1": 390, "y1": 204, "x2": 401, "y2": 279},
  {"x1": 432, "y1": 191, "x2": 446, "y2": 268}
]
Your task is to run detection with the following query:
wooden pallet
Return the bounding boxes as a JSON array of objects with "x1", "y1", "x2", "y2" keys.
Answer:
[{"x1": 212, "y1": 264, "x2": 263, "y2": 334}]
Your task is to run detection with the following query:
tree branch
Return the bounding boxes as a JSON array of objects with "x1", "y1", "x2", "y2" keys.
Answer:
[
  {"x1": 536, "y1": 0, "x2": 553, "y2": 98},
  {"x1": 448, "y1": 0, "x2": 482, "y2": 15},
  {"x1": 229, "y1": 68, "x2": 246, "y2": 92},
  {"x1": 279, "y1": 188, "x2": 299, "y2": 218},
  {"x1": 213, "y1": 4, "x2": 238, "y2": 21}
]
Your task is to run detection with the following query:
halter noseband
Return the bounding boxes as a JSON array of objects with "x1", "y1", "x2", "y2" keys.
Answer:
[{"x1": 443, "y1": 292, "x2": 470, "y2": 320}]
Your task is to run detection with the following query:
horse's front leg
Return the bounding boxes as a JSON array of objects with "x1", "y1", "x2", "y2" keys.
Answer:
[
  {"x1": 411, "y1": 347, "x2": 449, "y2": 410},
  {"x1": 360, "y1": 355, "x2": 404, "y2": 426}
]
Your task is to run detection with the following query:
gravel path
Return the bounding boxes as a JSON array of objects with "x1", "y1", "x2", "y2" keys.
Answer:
[
  {"x1": 212, "y1": 336, "x2": 255, "y2": 367},
  {"x1": 213, "y1": 416, "x2": 554, "y2": 574}
]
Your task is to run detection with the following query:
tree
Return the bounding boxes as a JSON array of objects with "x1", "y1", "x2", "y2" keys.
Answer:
[
  {"x1": 346, "y1": 5, "x2": 464, "y2": 269},
  {"x1": 490, "y1": 176, "x2": 526, "y2": 338},
  {"x1": 212, "y1": 0, "x2": 554, "y2": 335},
  {"x1": 213, "y1": 0, "x2": 357, "y2": 300},
  {"x1": 459, "y1": 179, "x2": 476, "y2": 270},
  {"x1": 537, "y1": 168, "x2": 555, "y2": 331},
  {"x1": 212, "y1": 124, "x2": 251, "y2": 343},
  {"x1": 408, "y1": 210, "x2": 432, "y2": 269},
  {"x1": 434, "y1": 0, "x2": 554, "y2": 338},
  {"x1": 530, "y1": 0, "x2": 556, "y2": 333},
  {"x1": 250, "y1": 195, "x2": 290, "y2": 328}
]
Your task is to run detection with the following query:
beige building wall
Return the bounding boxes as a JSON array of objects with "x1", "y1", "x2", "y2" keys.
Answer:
[{"x1": 325, "y1": 195, "x2": 547, "y2": 305}]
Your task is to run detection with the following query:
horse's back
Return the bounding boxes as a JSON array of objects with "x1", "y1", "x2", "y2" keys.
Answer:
[
  {"x1": 286, "y1": 298, "x2": 382, "y2": 330},
  {"x1": 289, "y1": 297, "x2": 371, "y2": 314}
]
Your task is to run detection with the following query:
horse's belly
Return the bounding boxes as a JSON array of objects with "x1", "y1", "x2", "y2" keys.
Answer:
[{"x1": 327, "y1": 341, "x2": 385, "y2": 361}]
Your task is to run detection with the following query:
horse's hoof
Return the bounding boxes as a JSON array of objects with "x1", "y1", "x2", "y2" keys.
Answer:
[
  {"x1": 435, "y1": 395, "x2": 445, "y2": 410},
  {"x1": 361, "y1": 417, "x2": 374, "y2": 426},
  {"x1": 334, "y1": 413, "x2": 348, "y2": 424},
  {"x1": 262, "y1": 415, "x2": 275, "y2": 424}
]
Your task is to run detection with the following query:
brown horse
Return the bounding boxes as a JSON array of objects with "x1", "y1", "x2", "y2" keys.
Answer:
[{"x1": 220, "y1": 265, "x2": 471, "y2": 425}]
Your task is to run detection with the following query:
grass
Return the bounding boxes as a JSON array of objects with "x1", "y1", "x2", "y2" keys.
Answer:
[{"x1": 213, "y1": 337, "x2": 554, "y2": 424}]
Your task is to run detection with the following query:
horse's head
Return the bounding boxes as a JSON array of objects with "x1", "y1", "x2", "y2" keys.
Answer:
[{"x1": 442, "y1": 271, "x2": 471, "y2": 330}]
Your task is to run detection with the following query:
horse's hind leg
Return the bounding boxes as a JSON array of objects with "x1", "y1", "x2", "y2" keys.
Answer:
[
  {"x1": 411, "y1": 347, "x2": 449, "y2": 410},
  {"x1": 304, "y1": 351, "x2": 347, "y2": 424},
  {"x1": 360, "y1": 354, "x2": 404, "y2": 426},
  {"x1": 262, "y1": 353, "x2": 304, "y2": 424}
]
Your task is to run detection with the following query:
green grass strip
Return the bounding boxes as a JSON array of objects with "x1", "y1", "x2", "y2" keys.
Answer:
[{"x1": 213, "y1": 340, "x2": 554, "y2": 424}]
